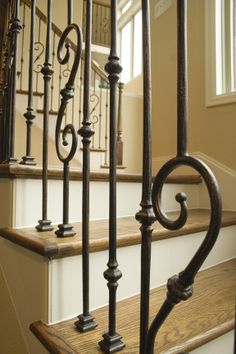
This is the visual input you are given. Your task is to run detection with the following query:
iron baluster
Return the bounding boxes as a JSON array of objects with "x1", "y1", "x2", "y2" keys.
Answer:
[
  {"x1": 68, "y1": 0, "x2": 73, "y2": 26},
  {"x1": 95, "y1": 4, "x2": 98, "y2": 44},
  {"x1": 117, "y1": 82, "x2": 124, "y2": 166},
  {"x1": 34, "y1": 18, "x2": 44, "y2": 94},
  {"x1": 58, "y1": 63, "x2": 62, "y2": 108},
  {"x1": 75, "y1": 0, "x2": 97, "y2": 332},
  {"x1": 78, "y1": 60, "x2": 83, "y2": 128},
  {"x1": 72, "y1": 85, "x2": 75, "y2": 127},
  {"x1": 98, "y1": 0, "x2": 124, "y2": 352},
  {"x1": 20, "y1": 0, "x2": 36, "y2": 166},
  {"x1": 99, "y1": 3, "x2": 102, "y2": 44},
  {"x1": 7, "y1": 0, "x2": 22, "y2": 164},
  {"x1": 135, "y1": 1, "x2": 155, "y2": 353},
  {"x1": 98, "y1": 82, "x2": 102, "y2": 149},
  {"x1": 50, "y1": 31, "x2": 56, "y2": 113},
  {"x1": 55, "y1": 1, "x2": 82, "y2": 238},
  {"x1": 36, "y1": 0, "x2": 54, "y2": 232},
  {"x1": 147, "y1": 1, "x2": 222, "y2": 352},
  {"x1": 1, "y1": 5, "x2": 12, "y2": 163},
  {"x1": 104, "y1": 86, "x2": 109, "y2": 166},
  {"x1": 62, "y1": 62, "x2": 71, "y2": 126},
  {"x1": 19, "y1": 2, "x2": 26, "y2": 91}
]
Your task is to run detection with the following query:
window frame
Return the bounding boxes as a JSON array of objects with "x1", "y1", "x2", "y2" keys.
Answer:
[
  {"x1": 118, "y1": 0, "x2": 142, "y2": 83},
  {"x1": 205, "y1": 0, "x2": 236, "y2": 106}
]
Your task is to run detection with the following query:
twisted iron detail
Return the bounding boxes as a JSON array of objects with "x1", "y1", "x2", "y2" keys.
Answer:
[
  {"x1": 147, "y1": 157, "x2": 222, "y2": 353},
  {"x1": 55, "y1": 23, "x2": 82, "y2": 237}
]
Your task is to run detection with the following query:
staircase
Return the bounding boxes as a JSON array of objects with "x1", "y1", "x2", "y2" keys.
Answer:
[
  {"x1": 0, "y1": 166, "x2": 235, "y2": 353},
  {"x1": 0, "y1": 0, "x2": 235, "y2": 354}
]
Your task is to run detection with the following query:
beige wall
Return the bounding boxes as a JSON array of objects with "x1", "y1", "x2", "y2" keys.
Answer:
[
  {"x1": 37, "y1": 0, "x2": 83, "y2": 28},
  {"x1": 151, "y1": 0, "x2": 236, "y2": 170},
  {"x1": 0, "y1": 265, "x2": 29, "y2": 354},
  {"x1": 122, "y1": 94, "x2": 143, "y2": 173}
]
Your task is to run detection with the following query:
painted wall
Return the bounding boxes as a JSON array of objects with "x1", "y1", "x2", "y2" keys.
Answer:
[
  {"x1": 151, "y1": 0, "x2": 236, "y2": 170},
  {"x1": 0, "y1": 264, "x2": 29, "y2": 354},
  {"x1": 36, "y1": 0, "x2": 83, "y2": 28}
]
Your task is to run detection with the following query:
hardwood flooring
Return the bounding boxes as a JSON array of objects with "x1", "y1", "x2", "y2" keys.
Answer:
[{"x1": 30, "y1": 259, "x2": 236, "y2": 353}]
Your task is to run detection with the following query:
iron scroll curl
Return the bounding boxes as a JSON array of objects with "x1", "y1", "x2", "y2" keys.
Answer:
[
  {"x1": 147, "y1": 155, "x2": 222, "y2": 353},
  {"x1": 55, "y1": 23, "x2": 82, "y2": 164}
]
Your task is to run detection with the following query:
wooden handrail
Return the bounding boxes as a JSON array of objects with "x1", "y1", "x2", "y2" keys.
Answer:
[{"x1": 21, "y1": 0, "x2": 109, "y2": 83}]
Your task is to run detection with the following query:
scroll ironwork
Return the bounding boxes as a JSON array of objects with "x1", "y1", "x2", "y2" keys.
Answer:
[
  {"x1": 55, "y1": 23, "x2": 82, "y2": 237},
  {"x1": 145, "y1": 1, "x2": 222, "y2": 353}
]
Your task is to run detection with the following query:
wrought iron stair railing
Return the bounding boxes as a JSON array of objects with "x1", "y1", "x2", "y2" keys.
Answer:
[
  {"x1": 0, "y1": 0, "x2": 124, "y2": 167},
  {"x1": 0, "y1": 1, "x2": 223, "y2": 353}
]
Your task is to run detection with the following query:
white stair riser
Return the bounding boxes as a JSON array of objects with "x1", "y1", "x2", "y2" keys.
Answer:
[
  {"x1": 49, "y1": 225, "x2": 236, "y2": 324},
  {"x1": 191, "y1": 331, "x2": 234, "y2": 354},
  {"x1": 14, "y1": 178, "x2": 200, "y2": 228}
]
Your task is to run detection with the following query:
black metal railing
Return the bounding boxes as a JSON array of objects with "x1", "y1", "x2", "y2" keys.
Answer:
[
  {"x1": 0, "y1": 0, "x2": 124, "y2": 167},
  {"x1": 144, "y1": 1, "x2": 222, "y2": 353},
  {"x1": 0, "y1": 1, "x2": 222, "y2": 353}
]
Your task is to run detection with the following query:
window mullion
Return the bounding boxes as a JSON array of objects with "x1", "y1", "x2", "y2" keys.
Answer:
[
  {"x1": 131, "y1": 16, "x2": 134, "y2": 79},
  {"x1": 224, "y1": 0, "x2": 232, "y2": 92}
]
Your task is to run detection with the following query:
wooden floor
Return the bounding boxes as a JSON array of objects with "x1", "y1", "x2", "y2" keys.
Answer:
[
  {"x1": 0, "y1": 210, "x2": 236, "y2": 258},
  {"x1": 31, "y1": 259, "x2": 236, "y2": 354}
]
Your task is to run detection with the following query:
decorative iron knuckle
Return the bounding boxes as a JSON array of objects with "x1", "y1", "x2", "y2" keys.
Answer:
[
  {"x1": 11, "y1": 19, "x2": 22, "y2": 33},
  {"x1": 167, "y1": 275, "x2": 193, "y2": 304},
  {"x1": 104, "y1": 268, "x2": 122, "y2": 282},
  {"x1": 60, "y1": 86, "x2": 74, "y2": 100},
  {"x1": 24, "y1": 109, "x2": 36, "y2": 121},
  {"x1": 41, "y1": 64, "x2": 54, "y2": 77},
  {"x1": 105, "y1": 57, "x2": 122, "y2": 76},
  {"x1": 135, "y1": 205, "x2": 156, "y2": 226},
  {"x1": 78, "y1": 125, "x2": 94, "y2": 139}
]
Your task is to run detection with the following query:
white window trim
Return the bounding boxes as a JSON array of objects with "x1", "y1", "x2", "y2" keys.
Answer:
[
  {"x1": 118, "y1": 0, "x2": 141, "y2": 30},
  {"x1": 205, "y1": 0, "x2": 236, "y2": 107},
  {"x1": 118, "y1": 0, "x2": 142, "y2": 83}
]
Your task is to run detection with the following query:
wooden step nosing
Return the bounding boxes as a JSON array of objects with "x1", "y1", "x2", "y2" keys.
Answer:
[
  {"x1": 30, "y1": 321, "x2": 77, "y2": 354},
  {"x1": 30, "y1": 318, "x2": 234, "y2": 354},
  {"x1": 165, "y1": 318, "x2": 234, "y2": 354},
  {"x1": 0, "y1": 211, "x2": 236, "y2": 258},
  {"x1": 0, "y1": 164, "x2": 202, "y2": 184}
]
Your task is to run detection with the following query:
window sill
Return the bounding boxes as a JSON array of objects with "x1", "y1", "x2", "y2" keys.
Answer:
[{"x1": 206, "y1": 91, "x2": 236, "y2": 107}]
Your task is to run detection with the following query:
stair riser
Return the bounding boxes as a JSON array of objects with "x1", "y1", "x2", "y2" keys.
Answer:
[
  {"x1": 191, "y1": 330, "x2": 234, "y2": 354},
  {"x1": 13, "y1": 178, "x2": 200, "y2": 228},
  {"x1": 49, "y1": 225, "x2": 236, "y2": 324}
]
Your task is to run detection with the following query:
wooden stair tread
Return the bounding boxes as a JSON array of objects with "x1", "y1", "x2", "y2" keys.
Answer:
[
  {"x1": 0, "y1": 164, "x2": 202, "y2": 184},
  {"x1": 0, "y1": 209, "x2": 236, "y2": 258},
  {"x1": 30, "y1": 259, "x2": 236, "y2": 354}
]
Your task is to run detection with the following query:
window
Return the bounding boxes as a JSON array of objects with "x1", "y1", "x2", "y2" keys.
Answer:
[
  {"x1": 121, "y1": 0, "x2": 132, "y2": 14},
  {"x1": 206, "y1": 0, "x2": 236, "y2": 106},
  {"x1": 118, "y1": 0, "x2": 142, "y2": 83}
]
